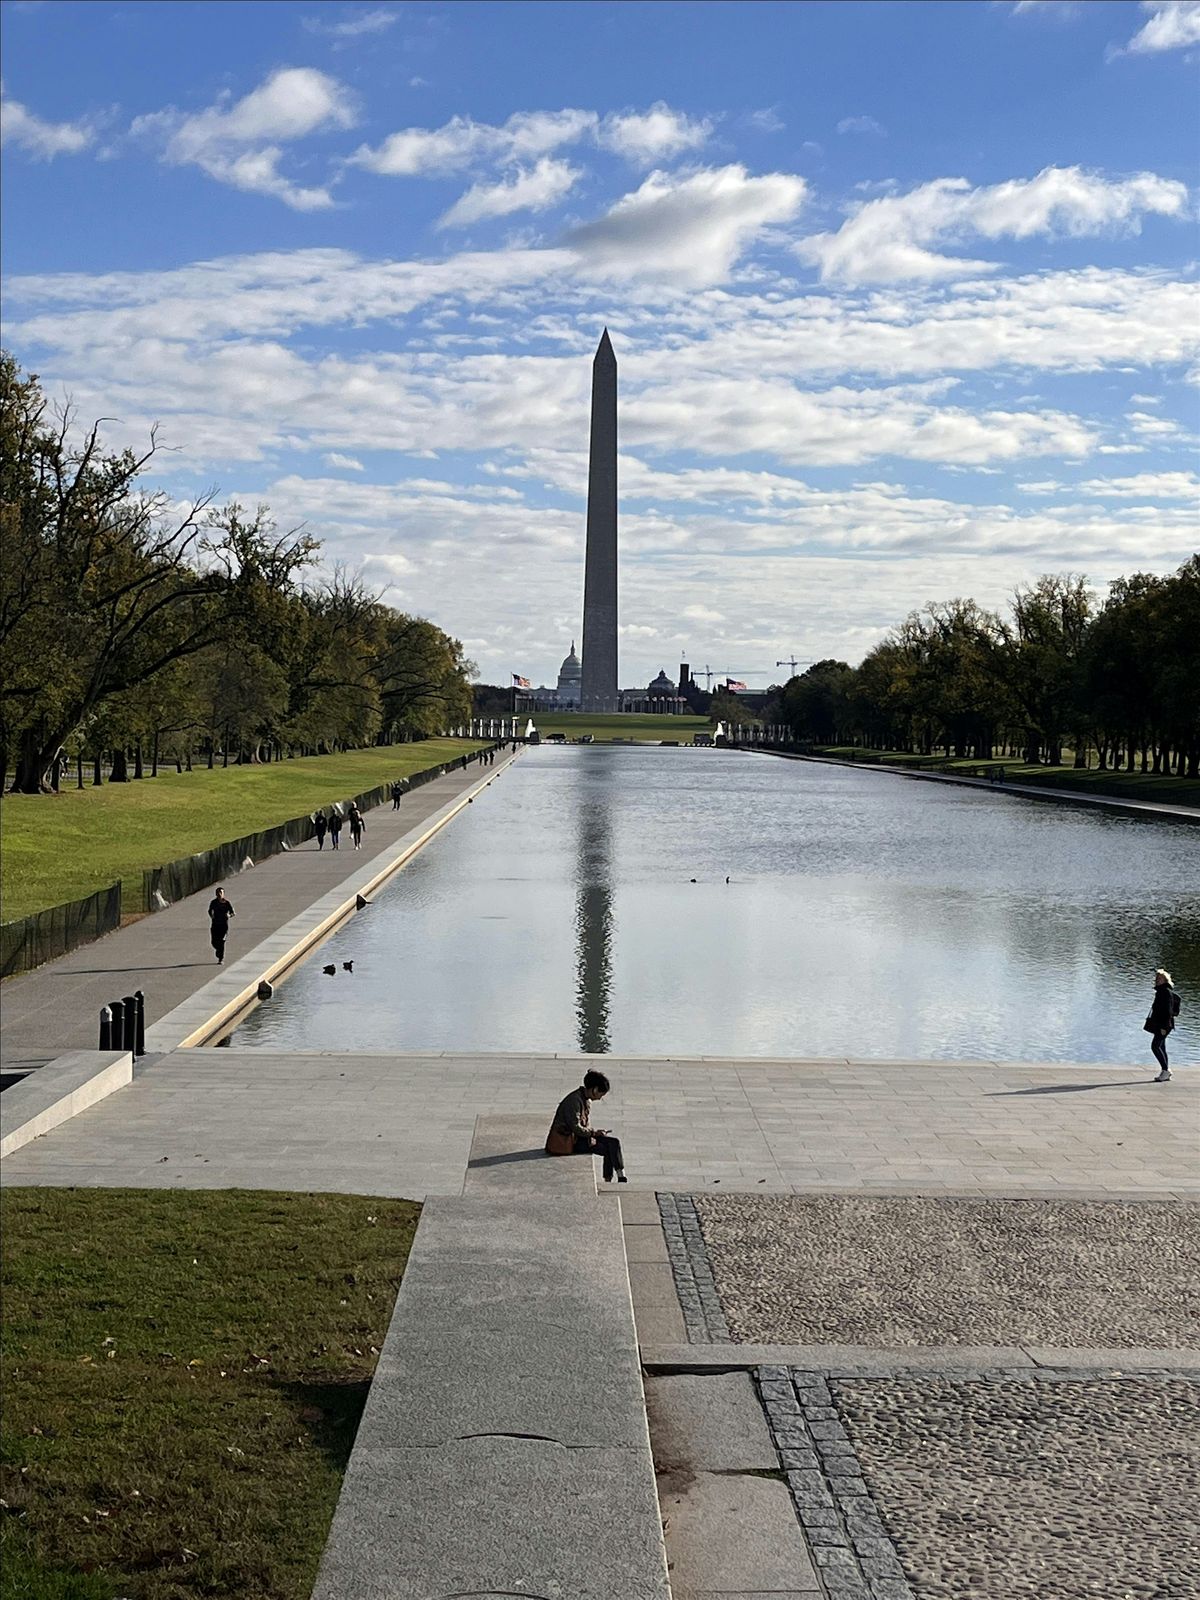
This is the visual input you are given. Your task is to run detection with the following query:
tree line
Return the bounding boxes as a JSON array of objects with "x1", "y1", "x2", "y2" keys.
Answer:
[
  {"x1": 776, "y1": 563, "x2": 1199, "y2": 777},
  {"x1": 1, "y1": 353, "x2": 474, "y2": 793}
]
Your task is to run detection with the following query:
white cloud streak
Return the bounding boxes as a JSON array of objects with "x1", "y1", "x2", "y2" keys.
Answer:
[
  {"x1": 797, "y1": 165, "x2": 1190, "y2": 284},
  {"x1": 597, "y1": 103, "x2": 712, "y2": 164},
  {"x1": 565, "y1": 164, "x2": 806, "y2": 286},
  {"x1": 131, "y1": 67, "x2": 355, "y2": 209},
  {"x1": 349, "y1": 108, "x2": 597, "y2": 176},
  {"x1": 1121, "y1": 0, "x2": 1200, "y2": 54},
  {"x1": 0, "y1": 91, "x2": 94, "y2": 157},
  {"x1": 437, "y1": 157, "x2": 581, "y2": 229},
  {"x1": 303, "y1": 7, "x2": 399, "y2": 39}
]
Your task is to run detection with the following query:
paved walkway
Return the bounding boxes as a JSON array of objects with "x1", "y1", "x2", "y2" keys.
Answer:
[
  {"x1": 3, "y1": 1052, "x2": 1194, "y2": 1198},
  {"x1": 0, "y1": 756, "x2": 508, "y2": 1071},
  {"x1": 768, "y1": 750, "x2": 1200, "y2": 823}
]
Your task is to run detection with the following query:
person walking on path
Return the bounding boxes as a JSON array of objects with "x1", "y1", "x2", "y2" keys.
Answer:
[
  {"x1": 390, "y1": 781, "x2": 403, "y2": 810},
  {"x1": 545, "y1": 1068, "x2": 627, "y2": 1183},
  {"x1": 329, "y1": 810, "x2": 343, "y2": 850},
  {"x1": 208, "y1": 887, "x2": 235, "y2": 966},
  {"x1": 348, "y1": 804, "x2": 366, "y2": 851},
  {"x1": 1147, "y1": 967, "x2": 1180, "y2": 1081},
  {"x1": 314, "y1": 811, "x2": 328, "y2": 850}
]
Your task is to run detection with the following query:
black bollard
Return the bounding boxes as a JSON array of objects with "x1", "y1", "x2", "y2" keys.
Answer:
[
  {"x1": 122, "y1": 996, "x2": 137, "y2": 1054},
  {"x1": 110, "y1": 998, "x2": 125, "y2": 1052},
  {"x1": 99, "y1": 1005, "x2": 113, "y2": 1051},
  {"x1": 134, "y1": 990, "x2": 146, "y2": 1058}
]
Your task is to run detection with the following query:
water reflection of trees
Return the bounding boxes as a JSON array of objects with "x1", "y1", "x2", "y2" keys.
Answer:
[{"x1": 574, "y1": 772, "x2": 615, "y2": 1055}]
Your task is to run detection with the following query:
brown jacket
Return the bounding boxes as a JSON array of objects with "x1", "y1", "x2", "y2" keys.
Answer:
[{"x1": 546, "y1": 1087, "x2": 590, "y2": 1156}]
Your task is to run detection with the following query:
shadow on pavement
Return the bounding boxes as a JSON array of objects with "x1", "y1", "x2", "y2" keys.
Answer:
[{"x1": 988, "y1": 1079, "x2": 1151, "y2": 1095}]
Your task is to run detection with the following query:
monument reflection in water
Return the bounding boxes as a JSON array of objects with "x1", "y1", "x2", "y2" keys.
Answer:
[
  {"x1": 573, "y1": 761, "x2": 615, "y2": 1053},
  {"x1": 228, "y1": 747, "x2": 1200, "y2": 1063}
]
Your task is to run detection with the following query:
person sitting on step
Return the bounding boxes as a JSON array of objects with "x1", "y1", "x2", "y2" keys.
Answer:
[{"x1": 545, "y1": 1068, "x2": 627, "y2": 1183}]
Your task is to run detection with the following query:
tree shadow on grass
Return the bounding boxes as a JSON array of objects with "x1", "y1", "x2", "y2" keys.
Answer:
[{"x1": 277, "y1": 1375, "x2": 373, "y2": 1472}]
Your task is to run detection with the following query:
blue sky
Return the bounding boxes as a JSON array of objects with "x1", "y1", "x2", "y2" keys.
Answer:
[{"x1": 2, "y1": 0, "x2": 1197, "y2": 688}]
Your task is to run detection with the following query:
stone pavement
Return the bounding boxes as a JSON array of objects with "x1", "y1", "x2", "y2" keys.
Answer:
[
  {"x1": 312, "y1": 1115, "x2": 671, "y2": 1600},
  {"x1": 3, "y1": 1052, "x2": 1194, "y2": 1197},
  {"x1": 0, "y1": 754, "x2": 508, "y2": 1071}
]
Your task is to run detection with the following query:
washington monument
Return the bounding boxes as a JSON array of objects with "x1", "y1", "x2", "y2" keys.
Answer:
[{"x1": 580, "y1": 329, "x2": 618, "y2": 713}]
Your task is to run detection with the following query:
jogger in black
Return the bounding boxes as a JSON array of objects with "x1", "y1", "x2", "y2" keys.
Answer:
[{"x1": 208, "y1": 888, "x2": 235, "y2": 965}]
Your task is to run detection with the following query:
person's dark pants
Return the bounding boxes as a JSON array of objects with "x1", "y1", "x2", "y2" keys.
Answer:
[
  {"x1": 575, "y1": 1132, "x2": 624, "y2": 1181},
  {"x1": 351, "y1": 828, "x2": 362, "y2": 849},
  {"x1": 331, "y1": 833, "x2": 340, "y2": 849},
  {"x1": 1152, "y1": 1034, "x2": 1169, "y2": 1072},
  {"x1": 316, "y1": 833, "x2": 325, "y2": 850},
  {"x1": 211, "y1": 929, "x2": 227, "y2": 964}
]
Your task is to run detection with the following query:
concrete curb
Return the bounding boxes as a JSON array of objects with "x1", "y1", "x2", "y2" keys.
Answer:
[
  {"x1": 754, "y1": 748, "x2": 1200, "y2": 824},
  {"x1": 143, "y1": 751, "x2": 520, "y2": 1053},
  {"x1": 640, "y1": 1343, "x2": 1200, "y2": 1372},
  {"x1": 0, "y1": 1049, "x2": 132, "y2": 1159}
]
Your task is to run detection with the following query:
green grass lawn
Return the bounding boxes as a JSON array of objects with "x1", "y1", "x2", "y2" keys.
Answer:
[
  {"x1": 1, "y1": 741, "x2": 483, "y2": 921},
  {"x1": 0, "y1": 1188, "x2": 419, "y2": 1600},
  {"x1": 528, "y1": 712, "x2": 709, "y2": 742},
  {"x1": 809, "y1": 746, "x2": 1200, "y2": 808}
]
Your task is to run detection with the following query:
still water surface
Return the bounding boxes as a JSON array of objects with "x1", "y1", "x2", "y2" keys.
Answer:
[{"x1": 230, "y1": 748, "x2": 1199, "y2": 1062}]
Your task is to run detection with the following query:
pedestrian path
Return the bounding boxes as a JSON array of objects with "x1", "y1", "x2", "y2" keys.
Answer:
[
  {"x1": 3, "y1": 1052, "x2": 1194, "y2": 1198},
  {"x1": 0, "y1": 753, "x2": 513, "y2": 1070}
]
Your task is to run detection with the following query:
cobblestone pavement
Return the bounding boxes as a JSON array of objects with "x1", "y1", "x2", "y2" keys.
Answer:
[
  {"x1": 689, "y1": 1193, "x2": 1200, "y2": 1347},
  {"x1": 758, "y1": 1366, "x2": 1200, "y2": 1600}
]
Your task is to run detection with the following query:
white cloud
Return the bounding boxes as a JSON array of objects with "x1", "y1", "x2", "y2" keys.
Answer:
[
  {"x1": 597, "y1": 103, "x2": 712, "y2": 164},
  {"x1": 836, "y1": 115, "x2": 887, "y2": 136},
  {"x1": 349, "y1": 108, "x2": 596, "y2": 176},
  {"x1": 0, "y1": 91, "x2": 93, "y2": 158},
  {"x1": 303, "y1": 7, "x2": 399, "y2": 39},
  {"x1": 1121, "y1": 0, "x2": 1200, "y2": 54},
  {"x1": 1019, "y1": 470, "x2": 1199, "y2": 497},
  {"x1": 438, "y1": 157, "x2": 581, "y2": 229},
  {"x1": 566, "y1": 164, "x2": 807, "y2": 286},
  {"x1": 323, "y1": 451, "x2": 365, "y2": 470},
  {"x1": 797, "y1": 165, "x2": 1190, "y2": 283},
  {"x1": 132, "y1": 67, "x2": 355, "y2": 209},
  {"x1": 747, "y1": 107, "x2": 785, "y2": 134}
]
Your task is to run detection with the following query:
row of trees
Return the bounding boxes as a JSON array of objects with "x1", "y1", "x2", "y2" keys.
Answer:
[
  {"x1": 1, "y1": 354, "x2": 474, "y2": 793},
  {"x1": 777, "y1": 563, "x2": 1200, "y2": 777}
]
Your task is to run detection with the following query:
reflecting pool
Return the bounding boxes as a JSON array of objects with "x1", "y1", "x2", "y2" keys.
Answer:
[{"x1": 229, "y1": 747, "x2": 1200, "y2": 1062}]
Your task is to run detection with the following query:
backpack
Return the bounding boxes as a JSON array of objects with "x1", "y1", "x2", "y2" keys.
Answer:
[{"x1": 1171, "y1": 990, "x2": 1182, "y2": 1020}]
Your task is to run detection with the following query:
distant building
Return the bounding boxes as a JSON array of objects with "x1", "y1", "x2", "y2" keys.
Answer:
[
  {"x1": 621, "y1": 667, "x2": 688, "y2": 714},
  {"x1": 516, "y1": 641, "x2": 584, "y2": 711},
  {"x1": 556, "y1": 641, "x2": 582, "y2": 707}
]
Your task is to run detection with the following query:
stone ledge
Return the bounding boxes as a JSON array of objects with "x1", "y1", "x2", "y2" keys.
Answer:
[{"x1": 0, "y1": 1050, "x2": 132, "y2": 1160}]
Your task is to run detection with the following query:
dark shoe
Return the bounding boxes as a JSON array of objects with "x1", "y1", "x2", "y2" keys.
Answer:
[{"x1": 617, "y1": 1174, "x2": 628, "y2": 1183}]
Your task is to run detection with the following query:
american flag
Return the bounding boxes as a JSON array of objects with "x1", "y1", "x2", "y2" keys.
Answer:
[
  {"x1": 726, "y1": 679, "x2": 747, "y2": 691},
  {"x1": 512, "y1": 673, "x2": 531, "y2": 689}
]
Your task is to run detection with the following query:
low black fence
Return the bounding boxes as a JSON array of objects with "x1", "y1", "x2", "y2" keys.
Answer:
[
  {"x1": 142, "y1": 746, "x2": 495, "y2": 911},
  {"x1": 1, "y1": 881, "x2": 122, "y2": 979},
  {"x1": 1, "y1": 747, "x2": 500, "y2": 978}
]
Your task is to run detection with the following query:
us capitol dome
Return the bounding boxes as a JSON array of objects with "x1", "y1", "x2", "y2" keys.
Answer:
[{"x1": 555, "y1": 641, "x2": 582, "y2": 707}]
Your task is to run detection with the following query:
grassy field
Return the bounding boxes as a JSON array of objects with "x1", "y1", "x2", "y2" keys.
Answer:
[
  {"x1": 0, "y1": 740, "x2": 482, "y2": 921},
  {"x1": 809, "y1": 746, "x2": 1200, "y2": 808},
  {"x1": 0, "y1": 1188, "x2": 419, "y2": 1600},
  {"x1": 527, "y1": 712, "x2": 709, "y2": 742}
]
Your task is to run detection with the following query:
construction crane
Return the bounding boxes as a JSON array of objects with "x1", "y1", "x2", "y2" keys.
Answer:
[
  {"x1": 776, "y1": 655, "x2": 806, "y2": 677},
  {"x1": 695, "y1": 666, "x2": 768, "y2": 689}
]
